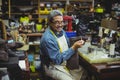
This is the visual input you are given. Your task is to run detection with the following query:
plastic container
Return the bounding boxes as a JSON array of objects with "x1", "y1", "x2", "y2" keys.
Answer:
[{"x1": 66, "y1": 31, "x2": 76, "y2": 38}]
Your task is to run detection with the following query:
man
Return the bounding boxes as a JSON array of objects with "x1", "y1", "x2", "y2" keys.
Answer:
[{"x1": 40, "y1": 10, "x2": 86, "y2": 80}]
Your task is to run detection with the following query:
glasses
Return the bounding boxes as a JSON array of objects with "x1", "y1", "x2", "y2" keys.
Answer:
[{"x1": 52, "y1": 21, "x2": 64, "y2": 25}]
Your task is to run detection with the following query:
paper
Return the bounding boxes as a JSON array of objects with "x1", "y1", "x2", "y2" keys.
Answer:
[{"x1": 19, "y1": 60, "x2": 26, "y2": 70}]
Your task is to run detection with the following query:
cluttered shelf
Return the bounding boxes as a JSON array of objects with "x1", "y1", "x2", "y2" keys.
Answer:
[
  {"x1": 26, "y1": 33, "x2": 43, "y2": 37},
  {"x1": 40, "y1": 0, "x2": 93, "y2": 2}
]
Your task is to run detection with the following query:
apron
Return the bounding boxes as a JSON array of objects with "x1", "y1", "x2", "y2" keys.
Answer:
[
  {"x1": 54, "y1": 34, "x2": 71, "y2": 75},
  {"x1": 48, "y1": 30, "x2": 73, "y2": 77},
  {"x1": 57, "y1": 34, "x2": 68, "y2": 52}
]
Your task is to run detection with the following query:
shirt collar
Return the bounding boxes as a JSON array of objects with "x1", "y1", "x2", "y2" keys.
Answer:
[
  {"x1": 54, "y1": 31, "x2": 63, "y2": 38},
  {"x1": 49, "y1": 27, "x2": 63, "y2": 38}
]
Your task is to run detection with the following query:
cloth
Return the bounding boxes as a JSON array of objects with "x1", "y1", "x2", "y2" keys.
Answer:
[
  {"x1": 57, "y1": 34, "x2": 69, "y2": 66},
  {"x1": 57, "y1": 34, "x2": 69, "y2": 52},
  {"x1": 44, "y1": 65, "x2": 74, "y2": 80},
  {"x1": 44, "y1": 65, "x2": 86, "y2": 80}
]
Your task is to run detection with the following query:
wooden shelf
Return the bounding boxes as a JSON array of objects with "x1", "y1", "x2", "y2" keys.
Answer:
[
  {"x1": 0, "y1": 20, "x2": 7, "y2": 40},
  {"x1": 10, "y1": 13, "x2": 38, "y2": 15},
  {"x1": 40, "y1": 0, "x2": 93, "y2": 2},
  {"x1": 3, "y1": 0, "x2": 93, "y2": 19},
  {"x1": 29, "y1": 44, "x2": 40, "y2": 46},
  {"x1": 27, "y1": 33, "x2": 43, "y2": 37},
  {"x1": 11, "y1": 6, "x2": 37, "y2": 7}
]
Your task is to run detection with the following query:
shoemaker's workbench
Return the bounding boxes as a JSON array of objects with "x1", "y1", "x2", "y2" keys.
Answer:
[{"x1": 78, "y1": 42, "x2": 120, "y2": 80}]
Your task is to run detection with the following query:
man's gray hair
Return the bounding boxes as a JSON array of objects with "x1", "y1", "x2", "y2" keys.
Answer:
[{"x1": 48, "y1": 10, "x2": 63, "y2": 22}]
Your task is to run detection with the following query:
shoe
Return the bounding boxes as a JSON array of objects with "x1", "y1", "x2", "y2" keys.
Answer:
[
  {"x1": 0, "y1": 38, "x2": 6, "y2": 45},
  {"x1": 0, "y1": 38, "x2": 6, "y2": 50},
  {"x1": 6, "y1": 42, "x2": 24, "y2": 50},
  {"x1": 0, "y1": 50, "x2": 9, "y2": 61},
  {"x1": 15, "y1": 42, "x2": 24, "y2": 49},
  {"x1": 7, "y1": 49, "x2": 17, "y2": 57}
]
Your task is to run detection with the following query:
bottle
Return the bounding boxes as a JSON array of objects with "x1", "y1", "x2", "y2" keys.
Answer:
[
  {"x1": 109, "y1": 42, "x2": 115, "y2": 57},
  {"x1": 108, "y1": 32, "x2": 117, "y2": 57}
]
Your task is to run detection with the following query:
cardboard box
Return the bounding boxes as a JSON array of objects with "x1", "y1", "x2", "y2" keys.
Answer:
[{"x1": 101, "y1": 19, "x2": 118, "y2": 30}]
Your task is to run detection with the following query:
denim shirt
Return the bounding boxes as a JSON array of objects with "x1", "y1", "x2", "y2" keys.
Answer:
[{"x1": 40, "y1": 27, "x2": 75, "y2": 65}]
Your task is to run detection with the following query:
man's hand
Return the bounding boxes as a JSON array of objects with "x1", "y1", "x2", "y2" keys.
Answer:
[{"x1": 71, "y1": 40, "x2": 85, "y2": 50}]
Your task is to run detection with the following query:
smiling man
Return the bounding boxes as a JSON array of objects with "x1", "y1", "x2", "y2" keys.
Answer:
[{"x1": 40, "y1": 10, "x2": 87, "y2": 80}]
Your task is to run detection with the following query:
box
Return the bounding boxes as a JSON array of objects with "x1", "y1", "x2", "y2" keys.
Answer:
[{"x1": 101, "y1": 19, "x2": 118, "y2": 30}]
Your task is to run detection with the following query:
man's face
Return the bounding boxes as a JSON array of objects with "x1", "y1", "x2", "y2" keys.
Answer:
[{"x1": 50, "y1": 15, "x2": 64, "y2": 32}]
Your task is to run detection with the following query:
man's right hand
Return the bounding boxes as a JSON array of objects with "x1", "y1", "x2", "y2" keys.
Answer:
[{"x1": 71, "y1": 40, "x2": 84, "y2": 50}]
